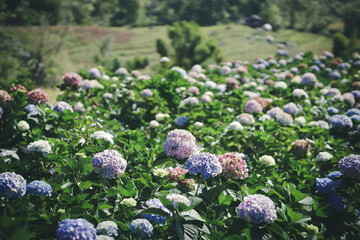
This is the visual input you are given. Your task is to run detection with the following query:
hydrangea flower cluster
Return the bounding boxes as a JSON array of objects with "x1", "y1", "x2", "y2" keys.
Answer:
[
  {"x1": 236, "y1": 194, "x2": 277, "y2": 224},
  {"x1": 81, "y1": 80, "x2": 103, "y2": 90},
  {"x1": 175, "y1": 116, "x2": 189, "y2": 126},
  {"x1": 141, "y1": 198, "x2": 172, "y2": 225},
  {"x1": 26, "y1": 180, "x2": 52, "y2": 196},
  {"x1": 92, "y1": 150, "x2": 127, "y2": 178},
  {"x1": 338, "y1": 154, "x2": 360, "y2": 179},
  {"x1": 56, "y1": 218, "x2": 96, "y2": 240},
  {"x1": 142, "y1": 89, "x2": 153, "y2": 97},
  {"x1": 0, "y1": 150, "x2": 19, "y2": 163},
  {"x1": 90, "y1": 131, "x2": 114, "y2": 144},
  {"x1": 178, "y1": 178, "x2": 196, "y2": 191},
  {"x1": 27, "y1": 88, "x2": 49, "y2": 105},
  {"x1": 0, "y1": 172, "x2": 26, "y2": 199},
  {"x1": 316, "y1": 178, "x2": 338, "y2": 194},
  {"x1": 163, "y1": 129, "x2": 199, "y2": 160},
  {"x1": 188, "y1": 86, "x2": 200, "y2": 95},
  {"x1": 96, "y1": 221, "x2": 118, "y2": 237},
  {"x1": 226, "y1": 77, "x2": 239, "y2": 90},
  {"x1": 245, "y1": 100, "x2": 263, "y2": 114},
  {"x1": 301, "y1": 73, "x2": 317, "y2": 85},
  {"x1": 129, "y1": 219, "x2": 154, "y2": 237},
  {"x1": 53, "y1": 101, "x2": 73, "y2": 113},
  {"x1": 25, "y1": 104, "x2": 40, "y2": 114},
  {"x1": 290, "y1": 140, "x2": 310, "y2": 158},
  {"x1": 327, "y1": 171, "x2": 342, "y2": 180},
  {"x1": 88, "y1": 68, "x2": 101, "y2": 78},
  {"x1": 276, "y1": 112, "x2": 293, "y2": 125},
  {"x1": 27, "y1": 140, "x2": 52, "y2": 157},
  {"x1": 266, "y1": 107, "x2": 283, "y2": 118},
  {"x1": 236, "y1": 113, "x2": 255, "y2": 125},
  {"x1": 186, "y1": 152, "x2": 222, "y2": 179},
  {"x1": 120, "y1": 198, "x2": 137, "y2": 207},
  {"x1": 74, "y1": 102, "x2": 85, "y2": 113},
  {"x1": 259, "y1": 155, "x2": 275, "y2": 166},
  {"x1": 166, "y1": 193, "x2": 191, "y2": 207},
  {"x1": 166, "y1": 166, "x2": 188, "y2": 181},
  {"x1": 96, "y1": 235, "x2": 114, "y2": 240},
  {"x1": 283, "y1": 102, "x2": 299, "y2": 115},
  {"x1": 329, "y1": 115, "x2": 353, "y2": 128},
  {"x1": 62, "y1": 72, "x2": 83, "y2": 87},
  {"x1": 317, "y1": 152, "x2": 333, "y2": 162},
  {"x1": 0, "y1": 90, "x2": 12, "y2": 104},
  {"x1": 219, "y1": 152, "x2": 249, "y2": 179},
  {"x1": 10, "y1": 85, "x2": 28, "y2": 93},
  {"x1": 152, "y1": 168, "x2": 169, "y2": 178}
]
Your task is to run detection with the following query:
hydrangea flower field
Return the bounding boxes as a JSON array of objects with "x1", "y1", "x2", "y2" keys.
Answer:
[{"x1": 1, "y1": 50, "x2": 360, "y2": 239}]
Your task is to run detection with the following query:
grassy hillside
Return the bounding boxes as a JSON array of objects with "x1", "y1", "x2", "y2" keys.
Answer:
[{"x1": 3, "y1": 24, "x2": 332, "y2": 80}]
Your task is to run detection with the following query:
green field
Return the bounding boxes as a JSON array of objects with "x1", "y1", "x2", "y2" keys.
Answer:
[{"x1": 3, "y1": 24, "x2": 332, "y2": 78}]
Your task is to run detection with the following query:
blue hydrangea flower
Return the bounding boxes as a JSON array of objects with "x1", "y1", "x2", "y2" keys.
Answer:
[
  {"x1": 329, "y1": 115, "x2": 353, "y2": 128},
  {"x1": 175, "y1": 116, "x2": 189, "y2": 126},
  {"x1": 316, "y1": 178, "x2": 338, "y2": 194},
  {"x1": 25, "y1": 104, "x2": 40, "y2": 114},
  {"x1": 328, "y1": 193, "x2": 345, "y2": 212},
  {"x1": 141, "y1": 198, "x2": 172, "y2": 225},
  {"x1": 327, "y1": 171, "x2": 342, "y2": 180},
  {"x1": 92, "y1": 150, "x2": 127, "y2": 179},
  {"x1": 53, "y1": 101, "x2": 73, "y2": 113},
  {"x1": 283, "y1": 102, "x2": 299, "y2": 115},
  {"x1": 351, "y1": 90, "x2": 360, "y2": 100},
  {"x1": 26, "y1": 180, "x2": 52, "y2": 196},
  {"x1": 327, "y1": 107, "x2": 339, "y2": 114},
  {"x1": 346, "y1": 108, "x2": 360, "y2": 117},
  {"x1": 350, "y1": 115, "x2": 360, "y2": 122},
  {"x1": 129, "y1": 219, "x2": 153, "y2": 237},
  {"x1": 330, "y1": 71, "x2": 341, "y2": 80},
  {"x1": 186, "y1": 152, "x2": 222, "y2": 179},
  {"x1": 310, "y1": 65, "x2": 320, "y2": 72},
  {"x1": 338, "y1": 154, "x2": 360, "y2": 179},
  {"x1": 56, "y1": 218, "x2": 96, "y2": 240},
  {"x1": 0, "y1": 172, "x2": 26, "y2": 199},
  {"x1": 96, "y1": 221, "x2": 118, "y2": 236},
  {"x1": 237, "y1": 194, "x2": 277, "y2": 224}
]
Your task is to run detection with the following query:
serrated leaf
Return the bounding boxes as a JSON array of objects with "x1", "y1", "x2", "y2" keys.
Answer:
[
  {"x1": 183, "y1": 224, "x2": 199, "y2": 240},
  {"x1": 181, "y1": 209, "x2": 205, "y2": 222}
]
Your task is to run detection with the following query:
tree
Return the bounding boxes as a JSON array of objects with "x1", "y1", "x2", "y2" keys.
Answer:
[
  {"x1": 110, "y1": 0, "x2": 140, "y2": 26},
  {"x1": 332, "y1": 32, "x2": 348, "y2": 57},
  {"x1": 156, "y1": 21, "x2": 222, "y2": 69}
]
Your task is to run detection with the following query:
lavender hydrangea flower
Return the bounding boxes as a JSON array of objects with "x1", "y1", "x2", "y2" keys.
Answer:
[
  {"x1": 163, "y1": 129, "x2": 199, "y2": 160},
  {"x1": 237, "y1": 194, "x2": 277, "y2": 224},
  {"x1": 283, "y1": 102, "x2": 299, "y2": 115},
  {"x1": 184, "y1": 97, "x2": 199, "y2": 104},
  {"x1": 129, "y1": 219, "x2": 153, "y2": 237},
  {"x1": 316, "y1": 178, "x2": 338, "y2": 194},
  {"x1": 236, "y1": 113, "x2": 255, "y2": 125},
  {"x1": 245, "y1": 100, "x2": 263, "y2": 114},
  {"x1": 53, "y1": 101, "x2": 73, "y2": 113},
  {"x1": 310, "y1": 65, "x2": 320, "y2": 72},
  {"x1": 26, "y1": 180, "x2": 52, "y2": 196},
  {"x1": 90, "y1": 131, "x2": 114, "y2": 144},
  {"x1": 166, "y1": 194, "x2": 191, "y2": 207},
  {"x1": 328, "y1": 193, "x2": 345, "y2": 212},
  {"x1": 275, "y1": 112, "x2": 293, "y2": 125},
  {"x1": 327, "y1": 107, "x2": 339, "y2": 114},
  {"x1": 88, "y1": 68, "x2": 101, "y2": 78},
  {"x1": 327, "y1": 171, "x2": 342, "y2": 180},
  {"x1": 186, "y1": 152, "x2": 222, "y2": 179},
  {"x1": 317, "y1": 120, "x2": 329, "y2": 129},
  {"x1": 301, "y1": 73, "x2": 317, "y2": 85},
  {"x1": 0, "y1": 172, "x2": 26, "y2": 199},
  {"x1": 338, "y1": 154, "x2": 360, "y2": 179},
  {"x1": 96, "y1": 221, "x2": 118, "y2": 237},
  {"x1": 141, "y1": 198, "x2": 172, "y2": 225},
  {"x1": 56, "y1": 218, "x2": 96, "y2": 240},
  {"x1": 74, "y1": 102, "x2": 85, "y2": 113},
  {"x1": 330, "y1": 71, "x2": 341, "y2": 80},
  {"x1": 351, "y1": 90, "x2": 360, "y2": 100},
  {"x1": 141, "y1": 89, "x2": 153, "y2": 97},
  {"x1": 266, "y1": 107, "x2": 284, "y2": 118},
  {"x1": 329, "y1": 115, "x2": 353, "y2": 128},
  {"x1": 24, "y1": 104, "x2": 40, "y2": 115},
  {"x1": 346, "y1": 108, "x2": 360, "y2": 117},
  {"x1": 92, "y1": 150, "x2": 127, "y2": 178}
]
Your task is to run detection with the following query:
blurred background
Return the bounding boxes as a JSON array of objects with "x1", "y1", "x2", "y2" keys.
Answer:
[{"x1": 1, "y1": 0, "x2": 360, "y2": 95}]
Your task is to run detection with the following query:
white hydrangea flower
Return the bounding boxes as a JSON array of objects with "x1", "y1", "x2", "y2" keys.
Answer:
[
  {"x1": 149, "y1": 120, "x2": 160, "y2": 128},
  {"x1": 155, "y1": 113, "x2": 166, "y2": 121},
  {"x1": 294, "y1": 116, "x2": 307, "y2": 126},
  {"x1": 152, "y1": 168, "x2": 169, "y2": 178},
  {"x1": 259, "y1": 155, "x2": 275, "y2": 166},
  {"x1": 120, "y1": 198, "x2": 137, "y2": 207},
  {"x1": 17, "y1": 120, "x2": 30, "y2": 131},
  {"x1": 27, "y1": 140, "x2": 52, "y2": 157},
  {"x1": 317, "y1": 152, "x2": 333, "y2": 162},
  {"x1": 194, "y1": 122, "x2": 203, "y2": 128},
  {"x1": 90, "y1": 131, "x2": 114, "y2": 144},
  {"x1": 227, "y1": 121, "x2": 244, "y2": 130}
]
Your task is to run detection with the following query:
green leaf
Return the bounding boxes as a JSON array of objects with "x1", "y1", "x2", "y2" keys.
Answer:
[
  {"x1": 181, "y1": 209, "x2": 205, "y2": 222},
  {"x1": 175, "y1": 221, "x2": 184, "y2": 240},
  {"x1": 98, "y1": 203, "x2": 113, "y2": 210},
  {"x1": 183, "y1": 224, "x2": 199, "y2": 240},
  {"x1": 298, "y1": 196, "x2": 315, "y2": 205}
]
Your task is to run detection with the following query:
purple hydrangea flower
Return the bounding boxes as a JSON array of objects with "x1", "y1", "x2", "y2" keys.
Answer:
[
  {"x1": 62, "y1": 72, "x2": 83, "y2": 87},
  {"x1": 266, "y1": 107, "x2": 283, "y2": 118},
  {"x1": 92, "y1": 150, "x2": 127, "y2": 178},
  {"x1": 129, "y1": 219, "x2": 153, "y2": 237},
  {"x1": 184, "y1": 97, "x2": 199, "y2": 104},
  {"x1": 328, "y1": 193, "x2": 345, "y2": 212},
  {"x1": 338, "y1": 154, "x2": 360, "y2": 179},
  {"x1": 316, "y1": 178, "x2": 337, "y2": 194},
  {"x1": 310, "y1": 65, "x2": 320, "y2": 72},
  {"x1": 245, "y1": 100, "x2": 263, "y2": 114},
  {"x1": 26, "y1": 180, "x2": 52, "y2": 196},
  {"x1": 53, "y1": 101, "x2": 73, "y2": 113},
  {"x1": 186, "y1": 152, "x2": 222, "y2": 179},
  {"x1": 88, "y1": 68, "x2": 101, "y2": 78},
  {"x1": 0, "y1": 172, "x2": 26, "y2": 199},
  {"x1": 163, "y1": 129, "x2": 199, "y2": 160},
  {"x1": 142, "y1": 89, "x2": 153, "y2": 97},
  {"x1": 329, "y1": 115, "x2": 353, "y2": 128},
  {"x1": 141, "y1": 198, "x2": 172, "y2": 225},
  {"x1": 301, "y1": 73, "x2": 317, "y2": 85},
  {"x1": 283, "y1": 102, "x2": 299, "y2": 115},
  {"x1": 237, "y1": 194, "x2": 277, "y2": 224},
  {"x1": 327, "y1": 171, "x2": 342, "y2": 180},
  {"x1": 330, "y1": 71, "x2": 341, "y2": 80},
  {"x1": 175, "y1": 116, "x2": 189, "y2": 126},
  {"x1": 57, "y1": 218, "x2": 96, "y2": 240},
  {"x1": 74, "y1": 102, "x2": 85, "y2": 113},
  {"x1": 96, "y1": 221, "x2": 118, "y2": 237}
]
